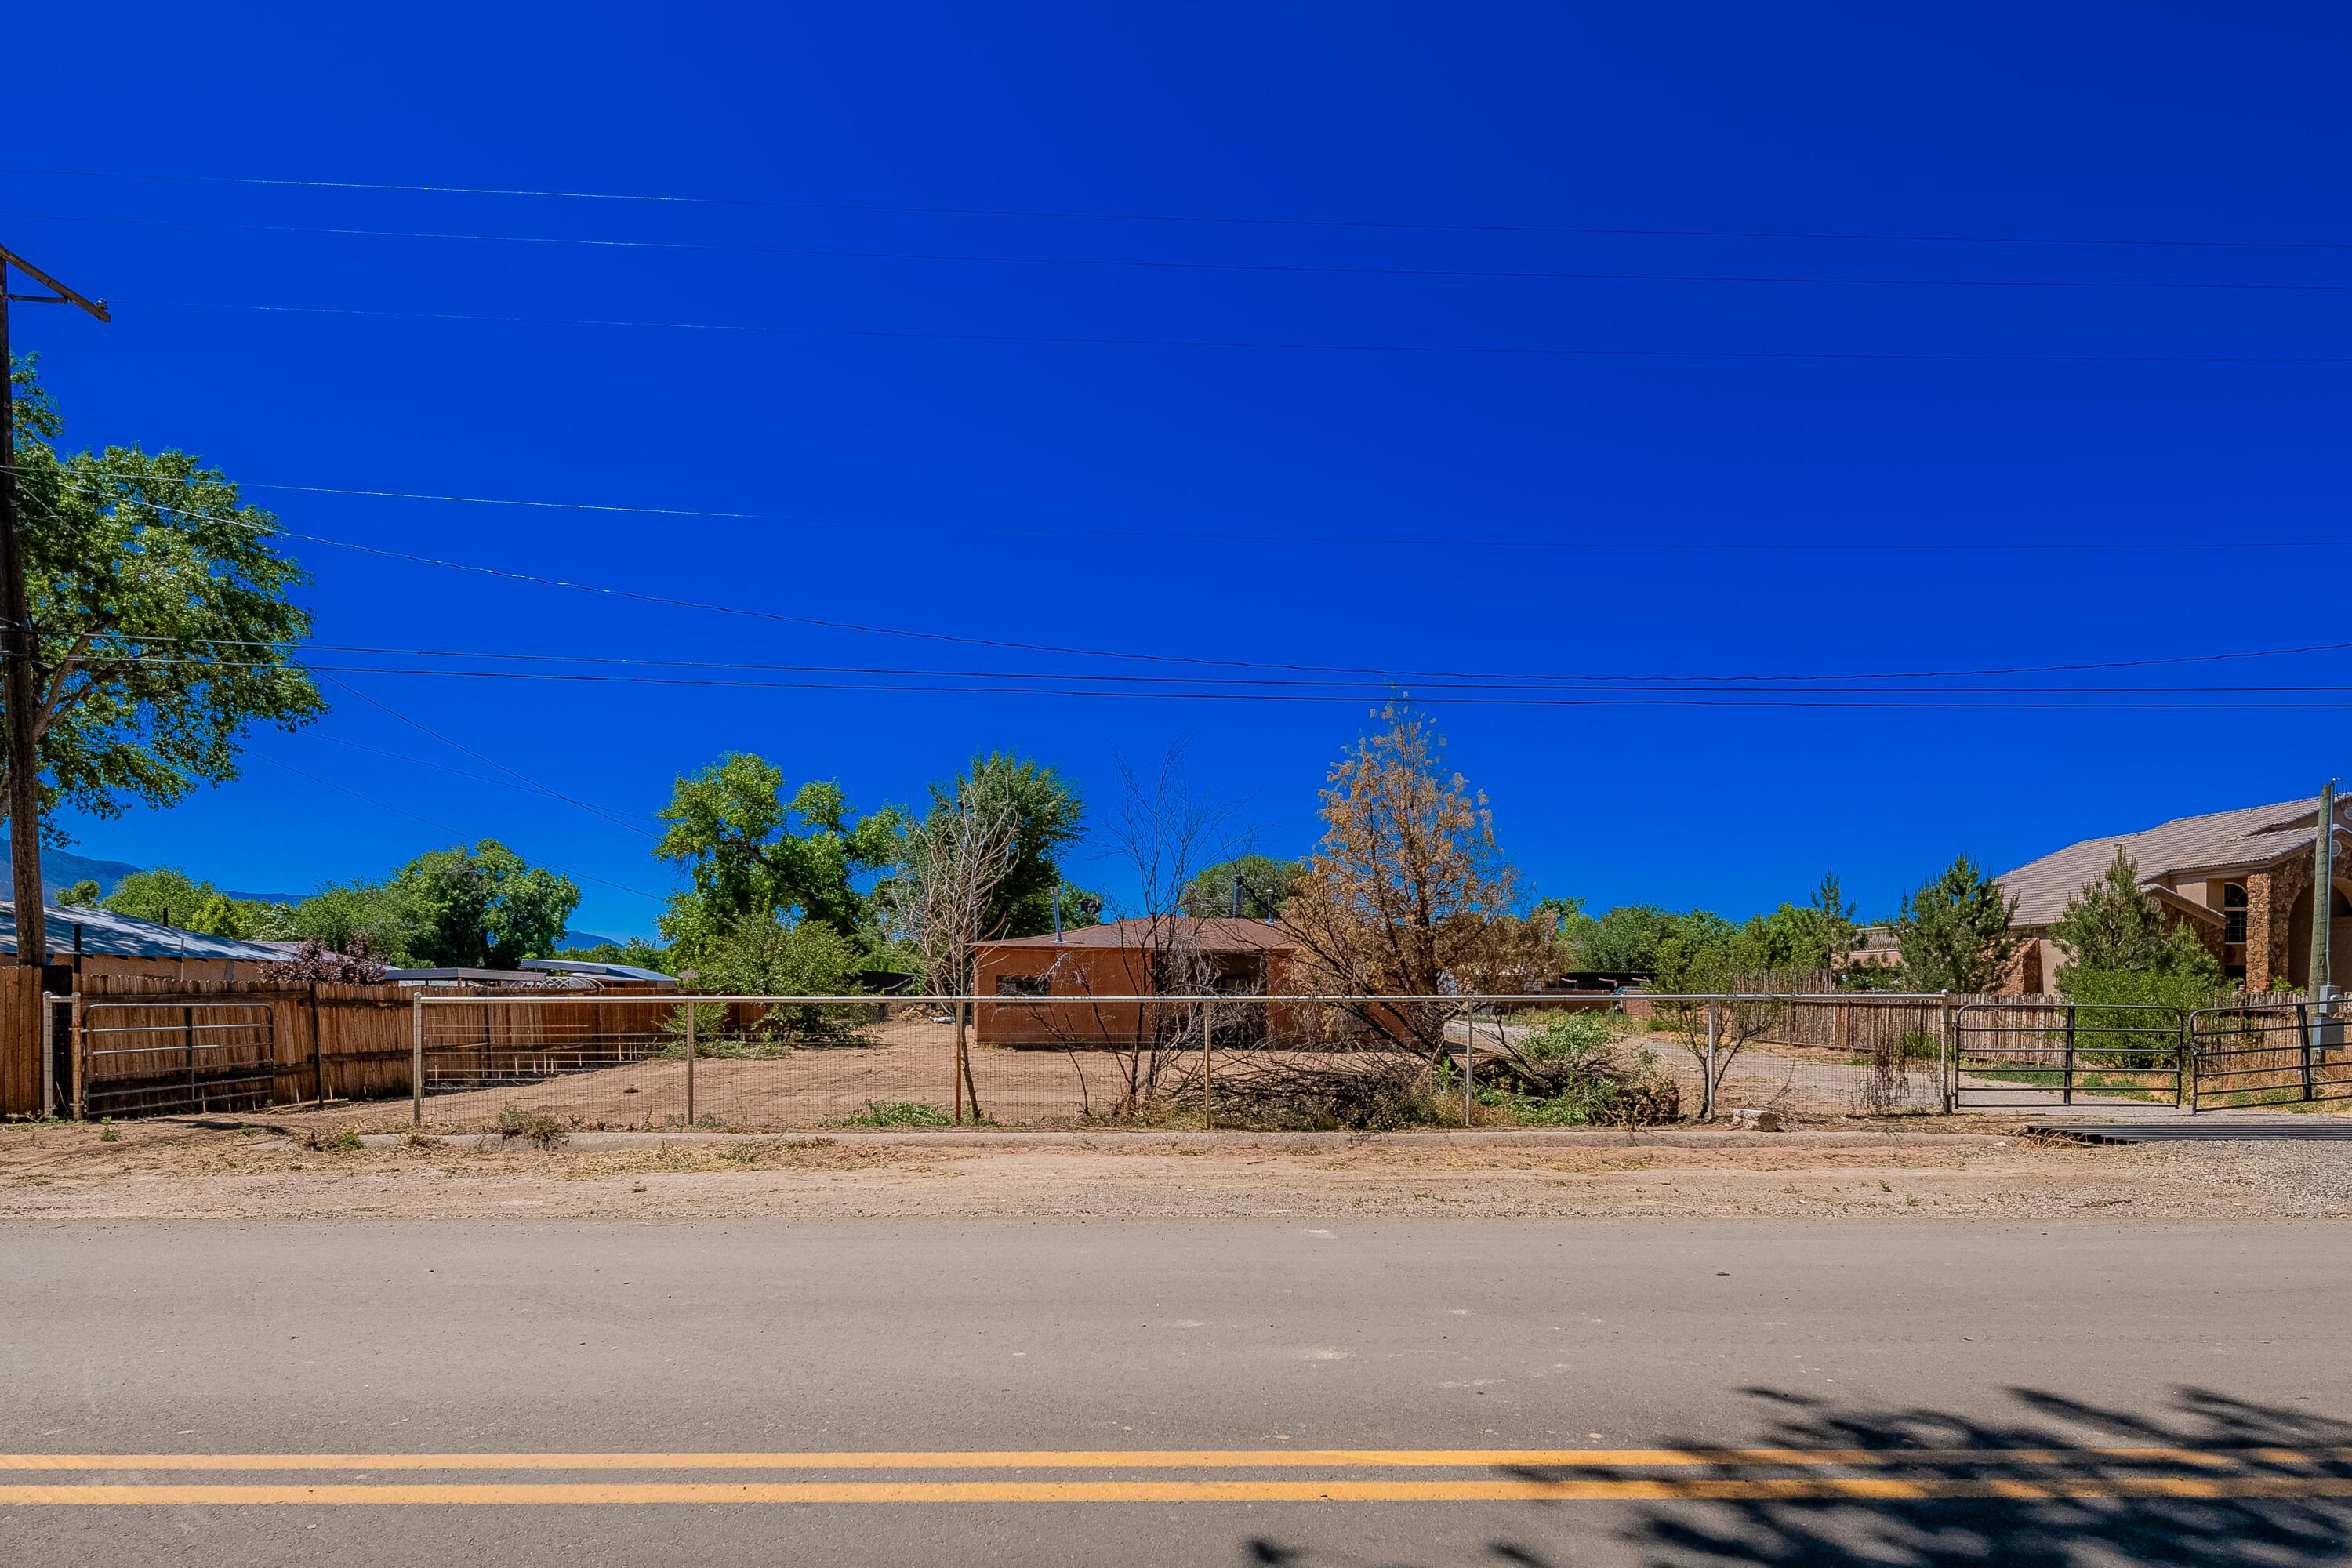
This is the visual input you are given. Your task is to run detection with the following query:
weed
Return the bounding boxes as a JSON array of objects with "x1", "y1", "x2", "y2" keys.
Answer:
[
  {"x1": 96, "y1": 1119, "x2": 120, "y2": 1142},
  {"x1": 494, "y1": 1105, "x2": 570, "y2": 1149},
  {"x1": 835, "y1": 1100, "x2": 953, "y2": 1129},
  {"x1": 299, "y1": 1126, "x2": 364, "y2": 1153},
  {"x1": 401, "y1": 1127, "x2": 440, "y2": 1150}
]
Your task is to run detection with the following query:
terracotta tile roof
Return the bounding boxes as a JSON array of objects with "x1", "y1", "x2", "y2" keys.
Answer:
[
  {"x1": 979, "y1": 916, "x2": 1295, "y2": 952},
  {"x1": 1997, "y1": 795, "x2": 2339, "y2": 927}
]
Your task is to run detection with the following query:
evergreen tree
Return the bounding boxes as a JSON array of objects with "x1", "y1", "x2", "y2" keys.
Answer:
[
  {"x1": 2051, "y1": 849, "x2": 2223, "y2": 992},
  {"x1": 1895, "y1": 855, "x2": 2020, "y2": 992}
]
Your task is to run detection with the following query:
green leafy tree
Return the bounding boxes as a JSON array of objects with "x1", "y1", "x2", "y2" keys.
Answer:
[
  {"x1": 1559, "y1": 904, "x2": 1729, "y2": 973},
  {"x1": 289, "y1": 880, "x2": 424, "y2": 964},
  {"x1": 100, "y1": 866, "x2": 212, "y2": 927},
  {"x1": 554, "y1": 938, "x2": 672, "y2": 971},
  {"x1": 187, "y1": 891, "x2": 250, "y2": 940},
  {"x1": 1178, "y1": 854, "x2": 1301, "y2": 919},
  {"x1": 56, "y1": 877, "x2": 100, "y2": 907},
  {"x1": 4, "y1": 358, "x2": 322, "y2": 842},
  {"x1": 1895, "y1": 855, "x2": 2020, "y2": 992},
  {"x1": 923, "y1": 753, "x2": 1083, "y2": 938},
  {"x1": 671, "y1": 916, "x2": 873, "y2": 1047},
  {"x1": 655, "y1": 753, "x2": 903, "y2": 960},
  {"x1": 241, "y1": 898, "x2": 297, "y2": 941},
  {"x1": 99, "y1": 867, "x2": 270, "y2": 938},
  {"x1": 692, "y1": 916, "x2": 864, "y2": 996},
  {"x1": 1744, "y1": 873, "x2": 1860, "y2": 974},
  {"x1": 392, "y1": 840, "x2": 580, "y2": 968}
]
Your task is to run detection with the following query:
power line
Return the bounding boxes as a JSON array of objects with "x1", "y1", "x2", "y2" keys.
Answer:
[
  {"x1": 14, "y1": 209, "x2": 2351, "y2": 293},
  {"x1": 111, "y1": 648, "x2": 2352, "y2": 705},
  {"x1": 40, "y1": 474, "x2": 2352, "y2": 684},
  {"x1": 102, "y1": 633, "x2": 2352, "y2": 688},
  {"x1": 9, "y1": 164, "x2": 2350, "y2": 252},
  {"x1": 27, "y1": 461, "x2": 2352, "y2": 557},
  {"x1": 216, "y1": 667, "x2": 2352, "y2": 710},
  {"x1": 122, "y1": 297, "x2": 2352, "y2": 365}
]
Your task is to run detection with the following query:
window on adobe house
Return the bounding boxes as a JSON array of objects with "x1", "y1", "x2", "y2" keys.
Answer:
[
  {"x1": 2223, "y1": 883, "x2": 2248, "y2": 945},
  {"x1": 994, "y1": 974, "x2": 1051, "y2": 997}
]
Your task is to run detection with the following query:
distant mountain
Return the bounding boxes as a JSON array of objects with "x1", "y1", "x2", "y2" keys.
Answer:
[
  {"x1": 0, "y1": 840, "x2": 303, "y2": 905},
  {"x1": 559, "y1": 930, "x2": 623, "y2": 949}
]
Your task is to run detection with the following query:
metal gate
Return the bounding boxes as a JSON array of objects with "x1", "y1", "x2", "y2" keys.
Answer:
[
  {"x1": 2187, "y1": 1003, "x2": 2352, "y2": 1111},
  {"x1": 77, "y1": 1000, "x2": 278, "y2": 1118},
  {"x1": 1952, "y1": 1002, "x2": 2187, "y2": 1109}
]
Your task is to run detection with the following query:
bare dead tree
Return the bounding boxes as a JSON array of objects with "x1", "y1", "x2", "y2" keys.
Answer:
[
  {"x1": 1277, "y1": 705, "x2": 1548, "y2": 1067},
  {"x1": 1048, "y1": 744, "x2": 1244, "y2": 1120},
  {"x1": 884, "y1": 788, "x2": 1020, "y2": 1116}
]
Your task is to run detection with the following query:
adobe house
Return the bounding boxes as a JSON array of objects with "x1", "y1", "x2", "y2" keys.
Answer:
[
  {"x1": 1994, "y1": 794, "x2": 2350, "y2": 993},
  {"x1": 972, "y1": 916, "x2": 1298, "y2": 1047}
]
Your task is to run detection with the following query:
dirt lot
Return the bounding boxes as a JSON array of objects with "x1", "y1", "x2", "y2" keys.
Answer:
[{"x1": 3, "y1": 1117, "x2": 2350, "y2": 1221}]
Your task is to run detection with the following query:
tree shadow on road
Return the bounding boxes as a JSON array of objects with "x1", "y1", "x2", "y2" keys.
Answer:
[
  {"x1": 1241, "y1": 1385, "x2": 2352, "y2": 1568},
  {"x1": 1621, "y1": 1384, "x2": 2352, "y2": 1568}
]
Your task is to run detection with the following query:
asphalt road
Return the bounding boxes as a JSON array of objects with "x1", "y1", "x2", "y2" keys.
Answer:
[{"x1": 3, "y1": 1217, "x2": 2348, "y2": 1566}]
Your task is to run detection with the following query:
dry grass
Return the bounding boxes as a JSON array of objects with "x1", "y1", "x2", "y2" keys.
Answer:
[
  {"x1": 555, "y1": 1137, "x2": 907, "y2": 1179},
  {"x1": 0, "y1": 1114, "x2": 2346, "y2": 1222}
]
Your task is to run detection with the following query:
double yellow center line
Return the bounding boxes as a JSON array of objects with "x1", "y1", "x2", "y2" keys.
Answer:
[{"x1": 2, "y1": 1447, "x2": 2347, "y2": 1506}]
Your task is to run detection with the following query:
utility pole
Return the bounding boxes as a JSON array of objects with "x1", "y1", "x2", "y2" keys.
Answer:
[
  {"x1": 2314, "y1": 779, "x2": 2338, "y2": 1018},
  {"x1": 0, "y1": 244, "x2": 109, "y2": 975}
]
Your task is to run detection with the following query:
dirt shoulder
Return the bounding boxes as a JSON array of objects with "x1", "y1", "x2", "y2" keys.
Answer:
[{"x1": 2, "y1": 1118, "x2": 2349, "y2": 1221}]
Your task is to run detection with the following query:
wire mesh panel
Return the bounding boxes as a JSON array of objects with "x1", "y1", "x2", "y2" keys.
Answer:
[
  {"x1": 79, "y1": 1000, "x2": 275, "y2": 1118},
  {"x1": 414, "y1": 994, "x2": 966, "y2": 1131},
  {"x1": 1955, "y1": 1002, "x2": 2187, "y2": 1109},
  {"x1": 408, "y1": 990, "x2": 1962, "y2": 1131},
  {"x1": 1620, "y1": 996, "x2": 1946, "y2": 1117},
  {"x1": 2190, "y1": 1004, "x2": 2352, "y2": 1109}
]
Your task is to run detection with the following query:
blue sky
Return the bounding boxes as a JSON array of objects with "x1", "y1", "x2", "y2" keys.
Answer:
[{"x1": 9, "y1": 2, "x2": 2350, "y2": 937}]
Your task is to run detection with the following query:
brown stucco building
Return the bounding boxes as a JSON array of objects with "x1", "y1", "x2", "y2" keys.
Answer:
[
  {"x1": 971, "y1": 916, "x2": 1298, "y2": 1046},
  {"x1": 1994, "y1": 794, "x2": 2350, "y2": 993}
]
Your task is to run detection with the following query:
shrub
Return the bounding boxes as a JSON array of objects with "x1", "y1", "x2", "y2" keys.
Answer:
[
  {"x1": 1482, "y1": 1015, "x2": 1681, "y2": 1125},
  {"x1": 495, "y1": 1105, "x2": 570, "y2": 1148},
  {"x1": 836, "y1": 1100, "x2": 953, "y2": 1128}
]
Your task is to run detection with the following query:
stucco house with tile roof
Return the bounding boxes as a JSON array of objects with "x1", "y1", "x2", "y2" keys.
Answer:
[{"x1": 1994, "y1": 794, "x2": 2350, "y2": 993}]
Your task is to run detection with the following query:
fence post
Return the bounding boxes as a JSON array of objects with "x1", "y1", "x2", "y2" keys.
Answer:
[
  {"x1": 38, "y1": 990, "x2": 53, "y2": 1119},
  {"x1": 953, "y1": 1000, "x2": 969, "y2": 1125},
  {"x1": 1203, "y1": 997, "x2": 1216, "y2": 1131},
  {"x1": 685, "y1": 998, "x2": 697, "y2": 1126},
  {"x1": 309, "y1": 984, "x2": 327, "y2": 1107},
  {"x1": 2061, "y1": 1005, "x2": 2076, "y2": 1106},
  {"x1": 2301, "y1": 1000, "x2": 2316, "y2": 1102},
  {"x1": 2176, "y1": 1011, "x2": 2189, "y2": 1109},
  {"x1": 1704, "y1": 1000, "x2": 1719, "y2": 1121},
  {"x1": 409, "y1": 995, "x2": 424, "y2": 1127},
  {"x1": 1937, "y1": 993, "x2": 1954, "y2": 1113},
  {"x1": 1462, "y1": 1005, "x2": 1476, "y2": 1127},
  {"x1": 70, "y1": 989, "x2": 84, "y2": 1120}
]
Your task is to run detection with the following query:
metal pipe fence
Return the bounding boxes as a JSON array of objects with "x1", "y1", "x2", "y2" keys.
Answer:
[
  {"x1": 1953, "y1": 1001, "x2": 2194, "y2": 1109},
  {"x1": 77, "y1": 1000, "x2": 276, "y2": 1118},
  {"x1": 2187, "y1": 1003, "x2": 2352, "y2": 1110},
  {"x1": 397, "y1": 991, "x2": 1969, "y2": 1133}
]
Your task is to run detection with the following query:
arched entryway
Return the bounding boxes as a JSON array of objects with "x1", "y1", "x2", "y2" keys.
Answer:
[{"x1": 2284, "y1": 879, "x2": 2352, "y2": 988}]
